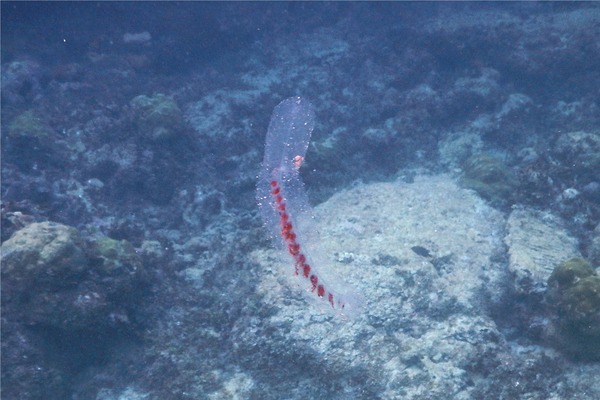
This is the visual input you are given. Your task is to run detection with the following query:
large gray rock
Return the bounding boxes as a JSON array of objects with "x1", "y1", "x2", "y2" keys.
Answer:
[
  {"x1": 504, "y1": 206, "x2": 580, "y2": 296},
  {"x1": 246, "y1": 175, "x2": 509, "y2": 399}
]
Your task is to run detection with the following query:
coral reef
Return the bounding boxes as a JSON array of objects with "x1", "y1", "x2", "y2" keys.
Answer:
[
  {"x1": 547, "y1": 258, "x2": 600, "y2": 360},
  {"x1": 1, "y1": 221, "x2": 147, "y2": 399},
  {"x1": 438, "y1": 131, "x2": 484, "y2": 168},
  {"x1": 130, "y1": 93, "x2": 184, "y2": 141},
  {"x1": 459, "y1": 154, "x2": 519, "y2": 206},
  {"x1": 2, "y1": 3, "x2": 600, "y2": 398},
  {"x1": 3, "y1": 109, "x2": 54, "y2": 170},
  {"x1": 0, "y1": 59, "x2": 42, "y2": 106},
  {"x1": 1, "y1": 221, "x2": 88, "y2": 292},
  {"x1": 1, "y1": 221, "x2": 145, "y2": 330},
  {"x1": 589, "y1": 225, "x2": 600, "y2": 266},
  {"x1": 554, "y1": 131, "x2": 600, "y2": 181},
  {"x1": 8, "y1": 110, "x2": 52, "y2": 139},
  {"x1": 92, "y1": 237, "x2": 142, "y2": 275}
]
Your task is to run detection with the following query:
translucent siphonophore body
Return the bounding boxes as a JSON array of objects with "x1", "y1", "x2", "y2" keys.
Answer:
[{"x1": 256, "y1": 97, "x2": 362, "y2": 318}]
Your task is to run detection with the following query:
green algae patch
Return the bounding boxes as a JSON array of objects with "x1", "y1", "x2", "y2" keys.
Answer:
[
  {"x1": 130, "y1": 93, "x2": 183, "y2": 140},
  {"x1": 459, "y1": 154, "x2": 519, "y2": 206},
  {"x1": 92, "y1": 237, "x2": 142, "y2": 275},
  {"x1": 8, "y1": 110, "x2": 52, "y2": 139}
]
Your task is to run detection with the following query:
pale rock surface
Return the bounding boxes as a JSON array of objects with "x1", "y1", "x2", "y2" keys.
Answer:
[{"x1": 504, "y1": 206, "x2": 580, "y2": 296}]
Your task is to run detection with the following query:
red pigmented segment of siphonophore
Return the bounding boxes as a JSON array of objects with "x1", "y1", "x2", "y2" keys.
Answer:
[{"x1": 270, "y1": 179, "x2": 337, "y2": 309}]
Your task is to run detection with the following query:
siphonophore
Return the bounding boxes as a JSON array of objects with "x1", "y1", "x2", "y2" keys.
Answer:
[{"x1": 256, "y1": 97, "x2": 362, "y2": 318}]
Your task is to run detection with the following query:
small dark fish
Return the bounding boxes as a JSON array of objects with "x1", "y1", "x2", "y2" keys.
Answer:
[{"x1": 411, "y1": 245, "x2": 431, "y2": 258}]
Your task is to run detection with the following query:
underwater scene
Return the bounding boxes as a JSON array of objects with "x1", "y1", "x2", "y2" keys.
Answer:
[{"x1": 1, "y1": 2, "x2": 600, "y2": 399}]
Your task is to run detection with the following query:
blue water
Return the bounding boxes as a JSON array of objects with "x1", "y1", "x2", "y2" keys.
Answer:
[{"x1": 2, "y1": 2, "x2": 599, "y2": 399}]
